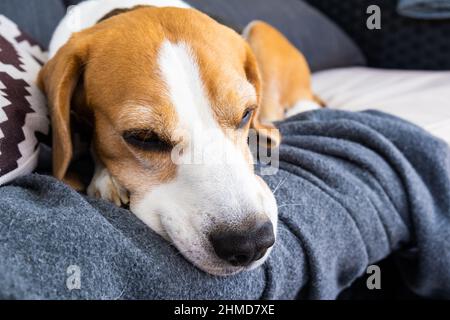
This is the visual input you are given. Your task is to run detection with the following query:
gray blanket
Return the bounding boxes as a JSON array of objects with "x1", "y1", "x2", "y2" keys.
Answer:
[{"x1": 1, "y1": 110, "x2": 449, "y2": 299}]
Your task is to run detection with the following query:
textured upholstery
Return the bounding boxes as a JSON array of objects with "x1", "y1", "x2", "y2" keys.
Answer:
[{"x1": 306, "y1": 0, "x2": 450, "y2": 70}]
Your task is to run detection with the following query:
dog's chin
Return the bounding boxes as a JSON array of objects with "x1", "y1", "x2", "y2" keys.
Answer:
[
  {"x1": 195, "y1": 253, "x2": 271, "y2": 277},
  {"x1": 179, "y1": 250, "x2": 271, "y2": 277},
  {"x1": 199, "y1": 250, "x2": 272, "y2": 277},
  {"x1": 198, "y1": 247, "x2": 274, "y2": 276}
]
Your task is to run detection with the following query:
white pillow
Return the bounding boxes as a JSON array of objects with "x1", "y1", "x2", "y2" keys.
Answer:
[
  {"x1": 0, "y1": 15, "x2": 49, "y2": 185},
  {"x1": 313, "y1": 67, "x2": 450, "y2": 144}
]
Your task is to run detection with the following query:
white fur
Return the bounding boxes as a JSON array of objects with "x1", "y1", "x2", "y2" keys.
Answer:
[
  {"x1": 130, "y1": 41, "x2": 278, "y2": 275},
  {"x1": 241, "y1": 20, "x2": 260, "y2": 41},
  {"x1": 87, "y1": 156, "x2": 129, "y2": 207},
  {"x1": 49, "y1": 0, "x2": 190, "y2": 57},
  {"x1": 285, "y1": 99, "x2": 321, "y2": 118}
]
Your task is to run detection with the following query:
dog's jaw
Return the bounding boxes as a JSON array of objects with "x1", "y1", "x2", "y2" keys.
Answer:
[{"x1": 130, "y1": 169, "x2": 278, "y2": 276}]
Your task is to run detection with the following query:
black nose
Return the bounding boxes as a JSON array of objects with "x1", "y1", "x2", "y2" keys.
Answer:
[{"x1": 210, "y1": 221, "x2": 275, "y2": 267}]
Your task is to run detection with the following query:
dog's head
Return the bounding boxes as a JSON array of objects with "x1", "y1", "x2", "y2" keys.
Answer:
[{"x1": 38, "y1": 7, "x2": 279, "y2": 276}]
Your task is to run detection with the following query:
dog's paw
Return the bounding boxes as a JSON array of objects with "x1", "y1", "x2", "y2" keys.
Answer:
[{"x1": 87, "y1": 167, "x2": 129, "y2": 207}]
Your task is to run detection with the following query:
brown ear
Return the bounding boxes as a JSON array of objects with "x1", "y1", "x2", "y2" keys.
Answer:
[
  {"x1": 37, "y1": 35, "x2": 88, "y2": 182},
  {"x1": 244, "y1": 44, "x2": 281, "y2": 148}
]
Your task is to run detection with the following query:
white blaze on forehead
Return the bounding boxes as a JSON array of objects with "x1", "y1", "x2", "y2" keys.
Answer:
[
  {"x1": 158, "y1": 41, "x2": 217, "y2": 136},
  {"x1": 155, "y1": 39, "x2": 264, "y2": 211},
  {"x1": 158, "y1": 40, "x2": 249, "y2": 166},
  {"x1": 155, "y1": 40, "x2": 260, "y2": 210}
]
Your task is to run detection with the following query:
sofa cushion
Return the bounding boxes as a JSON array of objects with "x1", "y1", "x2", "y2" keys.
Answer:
[
  {"x1": 0, "y1": 0, "x2": 66, "y2": 48},
  {"x1": 0, "y1": 16, "x2": 49, "y2": 185}
]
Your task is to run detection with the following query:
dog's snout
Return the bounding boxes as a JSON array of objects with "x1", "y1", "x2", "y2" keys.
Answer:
[{"x1": 210, "y1": 221, "x2": 275, "y2": 267}]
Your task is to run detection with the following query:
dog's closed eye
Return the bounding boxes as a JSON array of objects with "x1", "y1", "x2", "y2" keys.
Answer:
[
  {"x1": 123, "y1": 130, "x2": 172, "y2": 152},
  {"x1": 238, "y1": 107, "x2": 255, "y2": 129}
]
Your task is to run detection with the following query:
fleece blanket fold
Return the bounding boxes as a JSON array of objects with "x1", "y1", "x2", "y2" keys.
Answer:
[{"x1": 0, "y1": 109, "x2": 449, "y2": 299}]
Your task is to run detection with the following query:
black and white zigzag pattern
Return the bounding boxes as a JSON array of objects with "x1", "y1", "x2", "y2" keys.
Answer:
[{"x1": 0, "y1": 15, "x2": 49, "y2": 185}]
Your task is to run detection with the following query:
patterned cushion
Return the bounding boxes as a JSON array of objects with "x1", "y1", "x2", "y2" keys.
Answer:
[{"x1": 0, "y1": 16, "x2": 49, "y2": 185}]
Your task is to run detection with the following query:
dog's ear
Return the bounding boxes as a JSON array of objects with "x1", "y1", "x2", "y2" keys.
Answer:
[
  {"x1": 38, "y1": 35, "x2": 89, "y2": 184},
  {"x1": 244, "y1": 44, "x2": 281, "y2": 148}
]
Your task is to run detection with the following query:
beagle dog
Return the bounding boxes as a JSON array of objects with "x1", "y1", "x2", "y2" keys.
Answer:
[{"x1": 39, "y1": 0, "x2": 321, "y2": 276}]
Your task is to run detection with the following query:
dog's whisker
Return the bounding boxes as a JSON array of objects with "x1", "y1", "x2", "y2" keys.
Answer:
[{"x1": 272, "y1": 177, "x2": 288, "y2": 195}]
